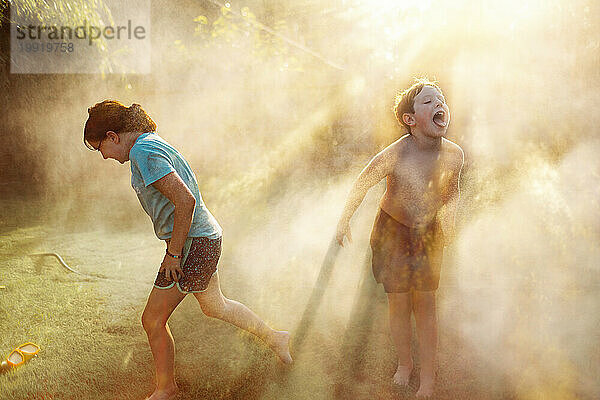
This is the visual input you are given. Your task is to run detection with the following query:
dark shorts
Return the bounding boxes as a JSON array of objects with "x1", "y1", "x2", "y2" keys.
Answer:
[
  {"x1": 370, "y1": 209, "x2": 444, "y2": 293},
  {"x1": 154, "y1": 236, "x2": 222, "y2": 294}
]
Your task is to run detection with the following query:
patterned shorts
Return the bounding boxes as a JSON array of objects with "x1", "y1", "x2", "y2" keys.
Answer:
[{"x1": 154, "y1": 236, "x2": 222, "y2": 294}]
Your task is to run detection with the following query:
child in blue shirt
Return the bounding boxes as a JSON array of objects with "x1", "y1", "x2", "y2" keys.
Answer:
[{"x1": 84, "y1": 100, "x2": 292, "y2": 400}]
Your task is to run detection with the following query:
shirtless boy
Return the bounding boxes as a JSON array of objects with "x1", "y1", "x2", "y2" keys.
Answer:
[{"x1": 336, "y1": 78, "x2": 464, "y2": 397}]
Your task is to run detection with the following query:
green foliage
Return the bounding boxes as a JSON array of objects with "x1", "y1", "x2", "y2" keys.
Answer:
[
  {"x1": 0, "y1": 1, "x2": 7, "y2": 26},
  {"x1": 5, "y1": 0, "x2": 111, "y2": 29},
  {"x1": 185, "y1": 6, "x2": 303, "y2": 72},
  {"x1": 2, "y1": 1, "x2": 135, "y2": 76}
]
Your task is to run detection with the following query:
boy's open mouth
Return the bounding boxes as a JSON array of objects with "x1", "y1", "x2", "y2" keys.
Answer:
[{"x1": 433, "y1": 110, "x2": 447, "y2": 127}]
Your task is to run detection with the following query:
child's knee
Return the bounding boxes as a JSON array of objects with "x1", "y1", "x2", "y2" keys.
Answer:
[
  {"x1": 141, "y1": 312, "x2": 167, "y2": 334},
  {"x1": 388, "y1": 292, "x2": 412, "y2": 311},
  {"x1": 412, "y1": 290, "x2": 436, "y2": 313}
]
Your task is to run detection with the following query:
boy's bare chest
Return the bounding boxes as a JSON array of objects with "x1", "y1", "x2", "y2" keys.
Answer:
[{"x1": 390, "y1": 154, "x2": 455, "y2": 197}]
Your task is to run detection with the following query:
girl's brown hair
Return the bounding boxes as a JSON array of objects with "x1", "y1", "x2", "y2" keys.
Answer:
[{"x1": 83, "y1": 100, "x2": 156, "y2": 149}]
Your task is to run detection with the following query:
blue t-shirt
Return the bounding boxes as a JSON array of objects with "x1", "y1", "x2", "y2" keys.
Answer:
[{"x1": 129, "y1": 132, "x2": 222, "y2": 240}]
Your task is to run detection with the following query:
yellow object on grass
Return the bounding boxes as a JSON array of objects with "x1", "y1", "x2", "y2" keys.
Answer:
[
  {"x1": 17, "y1": 342, "x2": 40, "y2": 360},
  {"x1": 0, "y1": 342, "x2": 41, "y2": 373},
  {"x1": 7, "y1": 349, "x2": 25, "y2": 367}
]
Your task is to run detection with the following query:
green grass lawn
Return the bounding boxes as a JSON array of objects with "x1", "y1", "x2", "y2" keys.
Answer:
[{"x1": 0, "y1": 225, "x2": 594, "y2": 400}]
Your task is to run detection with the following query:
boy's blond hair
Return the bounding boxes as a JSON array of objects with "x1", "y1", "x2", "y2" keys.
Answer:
[{"x1": 394, "y1": 78, "x2": 443, "y2": 133}]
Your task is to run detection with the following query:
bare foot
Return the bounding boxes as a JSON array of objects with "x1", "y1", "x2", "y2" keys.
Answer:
[
  {"x1": 145, "y1": 385, "x2": 178, "y2": 400},
  {"x1": 269, "y1": 330, "x2": 293, "y2": 364},
  {"x1": 392, "y1": 364, "x2": 412, "y2": 386},
  {"x1": 415, "y1": 374, "x2": 434, "y2": 398}
]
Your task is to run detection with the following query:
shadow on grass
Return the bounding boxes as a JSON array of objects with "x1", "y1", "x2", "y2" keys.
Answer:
[
  {"x1": 293, "y1": 238, "x2": 341, "y2": 351},
  {"x1": 332, "y1": 252, "x2": 384, "y2": 399},
  {"x1": 198, "y1": 238, "x2": 344, "y2": 400},
  {"x1": 213, "y1": 242, "x2": 398, "y2": 400}
]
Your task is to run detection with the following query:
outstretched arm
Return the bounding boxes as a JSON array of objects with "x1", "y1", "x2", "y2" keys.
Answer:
[
  {"x1": 440, "y1": 148, "x2": 464, "y2": 245},
  {"x1": 152, "y1": 171, "x2": 196, "y2": 281},
  {"x1": 336, "y1": 147, "x2": 395, "y2": 246}
]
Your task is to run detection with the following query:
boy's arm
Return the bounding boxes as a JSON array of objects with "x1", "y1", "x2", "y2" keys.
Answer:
[
  {"x1": 440, "y1": 148, "x2": 464, "y2": 245},
  {"x1": 336, "y1": 147, "x2": 395, "y2": 246}
]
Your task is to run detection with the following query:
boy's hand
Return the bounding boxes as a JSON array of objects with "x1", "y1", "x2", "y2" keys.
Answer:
[
  {"x1": 160, "y1": 254, "x2": 183, "y2": 282},
  {"x1": 336, "y1": 220, "x2": 353, "y2": 247}
]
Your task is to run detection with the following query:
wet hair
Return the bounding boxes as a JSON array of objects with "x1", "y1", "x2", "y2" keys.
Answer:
[
  {"x1": 393, "y1": 78, "x2": 443, "y2": 133},
  {"x1": 83, "y1": 100, "x2": 156, "y2": 150}
]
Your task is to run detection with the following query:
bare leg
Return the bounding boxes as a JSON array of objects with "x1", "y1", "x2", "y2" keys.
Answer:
[
  {"x1": 388, "y1": 292, "x2": 414, "y2": 385},
  {"x1": 413, "y1": 290, "x2": 437, "y2": 398},
  {"x1": 141, "y1": 285, "x2": 187, "y2": 400},
  {"x1": 193, "y1": 272, "x2": 292, "y2": 364}
]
